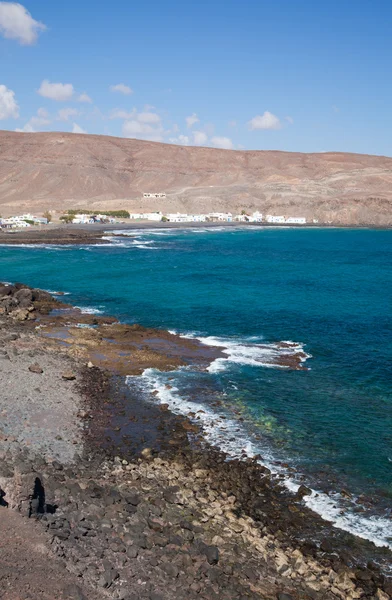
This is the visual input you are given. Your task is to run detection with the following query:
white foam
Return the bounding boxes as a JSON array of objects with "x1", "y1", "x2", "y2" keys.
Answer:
[
  {"x1": 178, "y1": 333, "x2": 311, "y2": 372},
  {"x1": 46, "y1": 290, "x2": 70, "y2": 296},
  {"x1": 128, "y1": 368, "x2": 392, "y2": 550},
  {"x1": 74, "y1": 306, "x2": 104, "y2": 315}
]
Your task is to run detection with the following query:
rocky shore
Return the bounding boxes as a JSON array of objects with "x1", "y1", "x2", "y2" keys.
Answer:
[{"x1": 0, "y1": 282, "x2": 391, "y2": 600}]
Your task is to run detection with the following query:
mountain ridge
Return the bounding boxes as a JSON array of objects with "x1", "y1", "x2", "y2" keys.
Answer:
[{"x1": 1, "y1": 130, "x2": 391, "y2": 224}]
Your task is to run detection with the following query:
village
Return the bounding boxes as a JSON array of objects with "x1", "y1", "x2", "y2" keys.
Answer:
[{"x1": 0, "y1": 210, "x2": 314, "y2": 229}]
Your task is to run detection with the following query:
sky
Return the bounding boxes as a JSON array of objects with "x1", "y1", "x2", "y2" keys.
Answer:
[{"x1": 0, "y1": 0, "x2": 391, "y2": 155}]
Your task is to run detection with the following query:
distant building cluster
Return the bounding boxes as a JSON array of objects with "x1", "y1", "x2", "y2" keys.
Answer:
[
  {"x1": 129, "y1": 212, "x2": 164, "y2": 221},
  {"x1": 71, "y1": 213, "x2": 118, "y2": 224},
  {"x1": 265, "y1": 215, "x2": 307, "y2": 224},
  {"x1": 0, "y1": 213, "x2": 48, "y2": 229},
  {"x1": 128, "y1": 211, "x2": 310, "y2": 224},
  {"x1": 143, "y1": 193, "x2": 167, "y2": 199}
]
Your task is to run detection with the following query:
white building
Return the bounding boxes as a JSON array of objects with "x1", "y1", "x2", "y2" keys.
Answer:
[
  {"x1": 72, "y1": 214, "x2": 94, "y2": 224},
  {"x1": 286, "y1": 217, "x2": 307, "y2": 224},
  {"x1": 0, "y1": 218, "x2": 30, "y2": 228},
  {"x1": 166, "y1": 213, "x2": 207, "y2": 223},
  {"x1": 145, "y1": 212, "x2": 163, "y2": 221},
  {"x1": 207, "y1": 212, "x2": 232, "y2": 222},
  {"x1": 143, "y1": 193, "x2": 166, "y2": 199},
  {"x1": 251, "y1": 211, "x2": 263, "y2": 222},
  {"x1": 128, "y1": 212, "x2": 163, "y2": 221},
  {"x1": 266, "y1": 215, "x2": 286, "y2": 223}
]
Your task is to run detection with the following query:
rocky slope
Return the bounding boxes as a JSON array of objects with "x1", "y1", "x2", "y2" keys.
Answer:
[{"x1": 0, "y1": 130, "x2": 391, "y2": 225}]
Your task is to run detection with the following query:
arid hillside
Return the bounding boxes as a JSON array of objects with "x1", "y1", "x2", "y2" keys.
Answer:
[{"x1": 0, "y1": 130, "x2": 391, "y2": 224}]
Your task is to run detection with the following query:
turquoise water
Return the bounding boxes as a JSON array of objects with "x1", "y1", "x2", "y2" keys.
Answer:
[{"x1": 1, "y1": 227, "x2": 391, "y2": 545}]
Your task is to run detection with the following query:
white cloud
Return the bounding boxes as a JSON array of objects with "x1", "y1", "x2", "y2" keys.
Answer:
[
  {"x1": 15, "y1": 123, "x2": 34, "y2": 132},
  {"x1": 122, "y1": 119, "x2": 163, "y2": 142},
  {"x1": 78, "y1": 93, "x2": 92, "y2": 103},
  {"x1": 211, "y1": 136, "x2": 234, "y2": 150},
  {"x1": 193, "y1": 131, "x2": 208, "y2": 146},
  {"x1": 0, "y1": 84, "x2": 19, "y2": 119},
  {"x1": 30, "y1": 114, "x2": 50, "y2": 127},
  {"x1": 168, "y1": 135, "x2": 190, "y2": 145},
  {"x1": 248, "y1": 111, "x2": 282, "y2": 130},
  {"x1": 37, "y1": 107, "x2": 49, "y2": 118},
  {"x1": 57, "y1": 107, "x2": 79, "y2": 121},
  {"x1": 14, "y1": 107, "x2": 51, "y2": 132},
  {"x1": 0, "y1": 2, "x2": 46, "y2": 45},
  {"x1": 72, "y1": 122, "x2": 87, "y2": 134},
  {"x1": 110, "y1": 108, "x2": 161, "y2": 125},
  {"x1": 285, "y1": 116, "x2": 294, "y2": 125},
  {"x1": 186, "y1": 113, "x2": 199, "y2": 128},
  {"x1": 110, "y1": 108, "x2": 135, "y2": 120},
  {"x1": 137, "y1": 111, "x2": 161, "y2": 124},
  {"x1": 38, "y1": 80, "x2": 74, "y2": 101},
  {"x1": 110, "y1": 83, "x2": 133, "y2": 95}
]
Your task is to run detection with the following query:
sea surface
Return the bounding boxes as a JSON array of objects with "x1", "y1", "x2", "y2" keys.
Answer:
[{"x1": 1, "y1": 227, "x2": 391, "y2": 548}]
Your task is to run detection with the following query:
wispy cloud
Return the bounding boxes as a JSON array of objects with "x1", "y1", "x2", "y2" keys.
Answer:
[
  {"x1": 122, "y1": 119, "x2": 164, "y2": 142},
  {"x1": 110, "y1": 83, "x2": 133, "y2": 95},
  {"x1": 78, "y1": 93, "x2": 92, "y2": 103},
  {"x1": 72, "y1": 122, "x2": 87, "y2": 134},
  {"x1": 168, "y1": 134, "x2": 190, "y2": 145},
  {"x1": 186, "y1": 113, "x2": 199, "y2": 128},
  {"x1": 38, "y1": 80, "x2": 74, "y2": 101},
  {"x1": 57, "y1": 107, "x2": 79, "y2": 121},
  {"x1": 193, "y1": 131, "x2": 208, "y2": 146},
  {"x1": 0, "y1": 84, "x2": 19, "y2": 119},
  {"x1": 248, "y1": 111, "x2": 282, "y2": 130},
  {"x1": 211, "y1": 136, "x2": 234, "y2": 149},
  {"x1": 15, "y1": 107, "x2": 51, "y2": 132},
  {"x1": 0, "y1": 2, "x2": 46, "y2": 45}
]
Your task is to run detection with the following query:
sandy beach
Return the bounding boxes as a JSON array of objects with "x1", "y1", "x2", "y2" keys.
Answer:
[{"x1": 0, "y1": 282, "x2": 391, "y2": 600}]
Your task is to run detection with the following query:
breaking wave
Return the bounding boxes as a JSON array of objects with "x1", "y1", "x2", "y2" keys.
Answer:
[{"x1": 127, "y1": 367, "x2": 392, "y2": 550}]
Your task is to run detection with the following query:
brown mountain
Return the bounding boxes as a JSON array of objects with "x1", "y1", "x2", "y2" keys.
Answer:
[{"x1": 0, "y1": 130, "x2": 391, "y2": 224}]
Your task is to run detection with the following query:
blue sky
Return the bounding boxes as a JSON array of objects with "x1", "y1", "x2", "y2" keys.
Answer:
[{"x1": 0, "y1": 0, "x2": 391, "y2": 155}]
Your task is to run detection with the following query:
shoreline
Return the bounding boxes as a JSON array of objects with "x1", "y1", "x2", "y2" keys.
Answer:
[
  {"x1": 0, "y1": 282, "x2": 391, "y2": 599},
  {"x1": 0, "y1": 221, "x2": 391, "y2": 246}
]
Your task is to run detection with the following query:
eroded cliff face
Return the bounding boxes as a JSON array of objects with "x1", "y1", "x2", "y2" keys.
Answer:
[{"x1": 0, "y1": 130, "x2": 391, "y2": 225}]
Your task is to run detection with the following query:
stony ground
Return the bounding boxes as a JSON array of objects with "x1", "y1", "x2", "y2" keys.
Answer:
[
  {"x1": 0, "y1": 507, "x2": 96, "y2": 600},
  {"x1": 0, "y1": 324, "x2": 84, "y2": 464},
  {"x1": 0, "y1": 282, "x2": 391, "y2": 600}
]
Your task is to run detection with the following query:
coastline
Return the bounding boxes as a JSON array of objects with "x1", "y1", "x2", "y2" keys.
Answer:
[
  {"x1": 0, "y1": 282, "x2": 391, "y2": 599},
  {"x1": 0, "y1": 221, "x2": 391, "y2": 246}
]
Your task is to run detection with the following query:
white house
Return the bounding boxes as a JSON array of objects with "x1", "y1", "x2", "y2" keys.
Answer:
[
  {"x1": 166, "y1": 213, "x2": 189, "y2": 223},
  {"x1": 0, "y1": 218, "x2": 30, "y2": 228},
  {"x1": 166, "y1": 213, "x2": 207, "y2": 223},
  {"x1": 266, "y1": 215, "x2": 285, "y2": 223},
  {"x1": 143, "y1": 193, "x2": 166, "y2": 199},
  {"x1": 145, "y1": 212, "x2": 163, "y2": 221},
  {"x1": 72, "y1": 214, "x2": 94, "y2": 224},
  {"x1": 286, "y1": 217, "x2": 307, "y2": 224},
  {"x1": 207, "y1": 212, "x2": 232, "y2": 222},
  {"x1": 251, "y1": 211, "x2": 263, "y2": 222}
]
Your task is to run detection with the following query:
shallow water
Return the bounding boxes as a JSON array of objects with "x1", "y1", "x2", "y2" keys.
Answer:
[{"x1": 1, "y1": 227, "x2": 391, "y2": 547}]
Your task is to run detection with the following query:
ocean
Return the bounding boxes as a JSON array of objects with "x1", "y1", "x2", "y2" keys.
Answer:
[{"x1": 1, "y1": 226, "x2": 391, "y2": 548}]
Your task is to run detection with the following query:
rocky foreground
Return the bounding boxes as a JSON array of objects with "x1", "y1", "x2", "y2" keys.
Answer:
[{"x1": 0, "y1": 282, "x2": 391, "y2": 600}]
